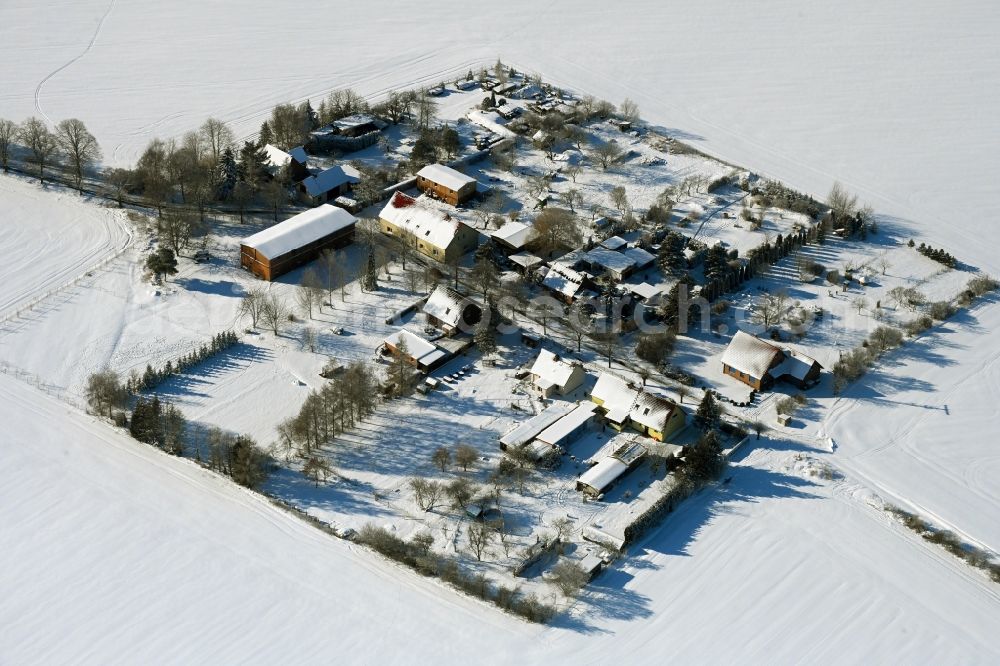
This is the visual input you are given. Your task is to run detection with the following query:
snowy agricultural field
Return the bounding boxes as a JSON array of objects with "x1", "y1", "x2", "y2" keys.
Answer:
[
  {"x1": 2, "y1": 0, "x2": 997, "y2": 270},
  {"x1": 4, "y1": 372, "x2": 1000, "y2": 663}
]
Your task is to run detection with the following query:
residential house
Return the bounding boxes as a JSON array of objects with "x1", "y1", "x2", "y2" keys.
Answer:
[
  {"x1": 262, "y1": 144, "x2": 309, "y2": 182},
  {"x1": 298, "y1": 164, "x2": 361, "y2": 205},
  {"x1": 422, "y1": 285, "x2": 483, "y2": 335},
  {"x1": 721, "y1": 330, "x2": 822, "y2": 390},
  {"x1": 490, "y1": 220, "x2": 535, "y2": 254},
  {"x1": 590, "y1": 372, "x2": 686, "y2": 442},
  {"x1": 378, "y1": 192, "x2": 480, "y2": 262},
  {"x1": 381, "y1": 329, "x2": 449, "y2": 372},
  {"x1": 527, "y1": 349, "x2": 587, "y2": 398}
]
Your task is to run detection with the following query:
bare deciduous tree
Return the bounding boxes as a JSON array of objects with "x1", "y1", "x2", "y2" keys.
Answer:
[
  {"x1": 410, "y1": 477, "x2": 443, "y2": 512},
  {"x1": 198, "y1": 118, "x2": 234, "y2": 165},
  {"x1": 260, "y1": 293, "x2": 289, "y2": 335},
  {"x1": 55, "y1": 118, "x2": 101, "y2": 191},
  {"x1": 432, "y1": 446, "x2": 451, "y2": 472},
  {"x1": 467, "y1": 520, "x2": 493, "y2": 561},
  {"x1": 19, "y1": 117, "x2": 60, "y2": 183},
  {"x1": 0, "y1": 118, "x2": 19, "y2": 172},
  {"x1": 550, "y1": 559, "x2": 589, "y2": 597},
  {"x1": 454, "y1": 443, "x2": 479, "y2": 472},
  {"x1": 588, "y1": 140, "x2": 624, "y2": 169},
  {"x1": 827, "y1": 181, "x2": 859, "y2": 219},
  {"x1": 751, "y1": 290, "x2": 788, "y2": 329},
  {"x1": 238, "y1": 286, "x2": 268, "y2": 328},
  {"x1": 619, "y1": 98, "x2": 640, "y2": 124},
  {"x1": 533, "y1": 207, "x2": 581, "y2": 257}
]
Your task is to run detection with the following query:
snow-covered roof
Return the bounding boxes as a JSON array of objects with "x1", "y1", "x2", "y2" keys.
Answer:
[
  {"x1": 241, "y1": 205, "x2": 356, "y2": 259},
  {"x1": 529, "y1": 349, "x2": 582, "y2": 390},
  {"x1": 331, "y1": 114, "x2": 384, "y2": 132},
  {"x1": 263, "y1": 144, "x2": 291, "y2": 170},
  {"x1": 383, "y1": 328, "x2": 439, "y2": 362},
  {"x1": 535, "y1": 402, "x2": 596, "y2": 446},
  {"x1": 578, "y1": 457, "x2": 629, "y2": 494},
  {"x1": 490, "y1": 221, "x2": 534, "y2": 250},
  {"x1": 624, "y1": 282, "x2": 664, "y2": 301},
  {"x1": 585, "y1": 247, "x2": 636, "y2": 275},
  {"x1": 417, "y1": 164, "x2": 476, "y2": 192},
  {"x1": 288, "y1": 146, "x2": 308, "y2": 164},
  {"x1": 509, "y1": 252, "x2": 543, "y2": 269},
  {"x1": 628, "y1": 391, "x2": 678, "y2": 432},
  {"x1": 601, "y1": 236, "x2": 628, "y2": 251},
  {"x1": 379, "y1": 192, "x2": 471, "y2": 250},
  {"x1": 771, "y1": 348, "x2": 821, "y2": 381},
  {"x1": 301, "y1": 164, "x2": 361, "y2": 197},
  {"x1": 542, "y1": 262, "x2": 587, "y2": 299},
  {"x1": 720, "y1": 330, "x2": 783, "y2": 379},
  {"x1": 422, "y1": 285, "x2": 480, "y2": 330},
  {"x1": 624, "y1": 246, "x2": 656, "y2": 268},
  {"x1": 500, "y1": 402, "x2": 575, "y2": 449},
  {"x1": 466, "y1": 110, "x2": 517, "y2": 139},
  {"x1": 591, "y1": 372, "x2": 638, "y2": 420}
]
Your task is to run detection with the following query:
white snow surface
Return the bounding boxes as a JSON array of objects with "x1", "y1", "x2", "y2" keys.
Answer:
[
  {"x1": 5, "y1": 373, "x2": 999, "y2": 663},
  {"x1": 3, "y1": 0, "x2": 1000, "y2": 661}
]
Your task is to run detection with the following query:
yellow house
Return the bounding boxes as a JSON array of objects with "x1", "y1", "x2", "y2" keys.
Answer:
[
  {"x1": 379, "y1": 192, "x2": 480, "y2": 263},
  {"x1": 590, "y1": 372, "x2": 686, "y2": 442}
]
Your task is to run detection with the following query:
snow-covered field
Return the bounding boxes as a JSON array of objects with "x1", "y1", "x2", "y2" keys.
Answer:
[
  {"x1": 3, "y1": 0, "x2": 1000, "y2": 661},
  {"x1": 5, "y1": 372, "x2": 999, "y2": 663}
]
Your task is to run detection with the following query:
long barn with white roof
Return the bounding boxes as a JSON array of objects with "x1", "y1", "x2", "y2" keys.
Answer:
[{"x1": 240, "y1": 204, "x2": 356, "y2": 281}]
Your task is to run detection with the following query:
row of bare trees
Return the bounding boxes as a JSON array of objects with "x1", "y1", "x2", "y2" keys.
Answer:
[
  {"x1": 275, "y1": 362, "x2": 379, "y2": 460},
  {"x1": 0, "y1": 116, "x2": 101, "y2": 189}
]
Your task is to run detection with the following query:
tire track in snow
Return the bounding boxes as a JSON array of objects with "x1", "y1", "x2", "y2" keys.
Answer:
[{"x1": 33, "y1": 0, "x2": 118, "y2": 123}]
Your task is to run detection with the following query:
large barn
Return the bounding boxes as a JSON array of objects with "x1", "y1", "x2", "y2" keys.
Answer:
[{"x1": 240, "y1": 204, "x2": 356, "y2": 281}]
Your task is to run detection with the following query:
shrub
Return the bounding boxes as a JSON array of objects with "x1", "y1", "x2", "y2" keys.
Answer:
[
  {"x1": 903, "y1": 315, "x2": 933, "y2": 337},
  {"x1": 869, "y1": 326, "x2": 904, "y2": 354},
  {"x1": 967, "y1": 274, "x2": 998, "y2": 298},
  {"x1": 927, "y1": 300, "x2": 956, "y2": 321},
  {"x1": 826, "y1": 269, "x2": 841, "y2": 285},
  {"x1": 775, "y1": 396, "x2": 800, "y2": 416}
]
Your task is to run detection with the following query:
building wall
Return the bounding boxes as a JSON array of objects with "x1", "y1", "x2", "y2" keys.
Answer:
[
  {"x1": 242, "y1": 225, "x2": 355, "y2": 282},
  {"x1": 416, "y1": 175, "x2": 476, "y2": 206}
]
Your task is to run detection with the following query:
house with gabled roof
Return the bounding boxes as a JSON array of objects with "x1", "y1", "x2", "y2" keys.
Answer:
[
  {"x1": 721, "y1": 330, "x2": 822, "y2": 390},
  {"x1": 422, "y1": 285, "x2": 482, "y2": 335},
  {"x1": 299, "y1": 164, "x2": 361, "y2": 205},
  {"x1": 378, "y1": 192, "x2": 480, "y2": 262},
  {"x1": 590, "y1": 372, "x2": 686, "y2": 442},
  {"x1": 263, "y1": 144, "x2": 308, "y2": 182},
  {"x1": 527, "y1": 349, "x2": 587, "y2": 398}
]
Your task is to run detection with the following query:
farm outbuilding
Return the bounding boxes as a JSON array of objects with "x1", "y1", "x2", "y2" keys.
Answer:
[
  {"x1": 416, "y1": 163, "x2": 477, "y2": 205},
  {"x1": 239, "y1": 204, "x2": 356, "y2": 281}
]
